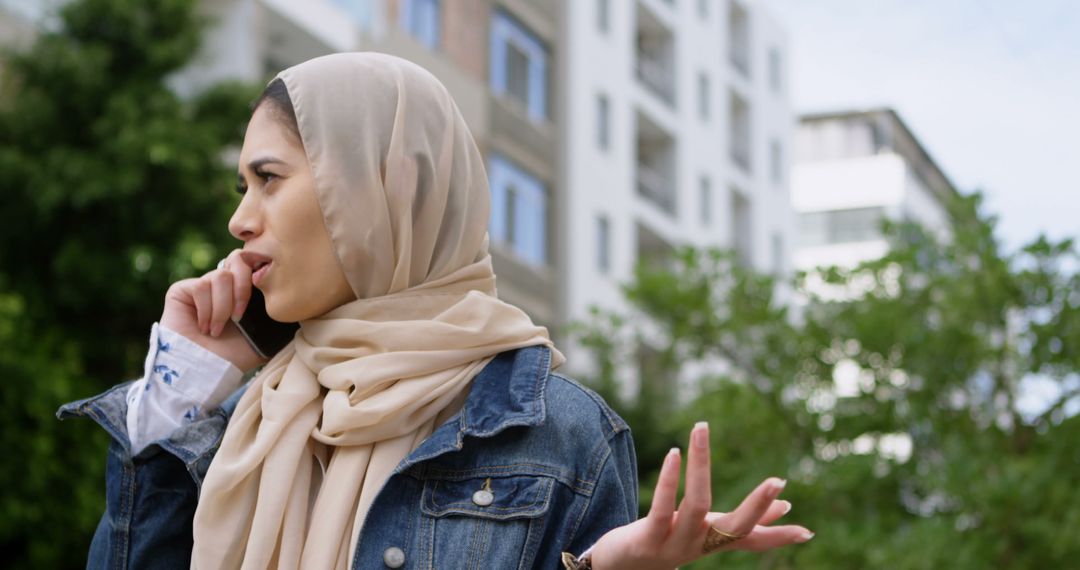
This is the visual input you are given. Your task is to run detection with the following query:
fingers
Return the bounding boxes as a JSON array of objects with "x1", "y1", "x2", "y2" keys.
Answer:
[
  {"x1": 714, "y1": 524, "x2": 814, "y2": 553},
  {"x1": 645, "y1": 447, "x2": 681, "y2": 542},
  {"x1": 757, "y1": 499, "x2": 792, "y2": 526},
  {"x1": 224, "y1": 250, "x2": 252, "y2": 320},
  {"x1": 673, "y1": 422, "x2": 712, "y2": 540},
  {"x1": 705, "y1": 499, "x2": 790, "y2": 531},
  {"x1": 712, "y1": 477, "x2": 787, "y2": 538},
  {"x1": 208, "y1": 270, "x2": 234, "y2": 337},
  {"x1": 190, "y1": 278, "x2": 212, "y2": 335}
]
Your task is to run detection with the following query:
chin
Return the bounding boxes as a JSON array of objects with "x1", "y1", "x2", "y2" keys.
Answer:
[
  {"x1": 265, "y1": 293, "x2": 314, "y2": 323},
  {"x1": 262, "y1": 293, "x2": 290, "y2": 322}
]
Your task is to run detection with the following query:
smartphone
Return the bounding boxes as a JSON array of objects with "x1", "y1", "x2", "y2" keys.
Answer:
[{"x1": 231, "y1": 286, "x2": 300, "y2": 359}]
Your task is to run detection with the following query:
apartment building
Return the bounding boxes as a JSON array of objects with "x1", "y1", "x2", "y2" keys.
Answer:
[
  {"x1": 792, "y1": 108, "x2": 958, "y2": 279},
  {"x1": 3, "y1": 0, "x2": 795, "y2": 402}
]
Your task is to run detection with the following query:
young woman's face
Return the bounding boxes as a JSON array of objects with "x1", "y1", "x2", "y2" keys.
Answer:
[{"x1": 228, "y1": 103, "x2": 355, "y2": 322}]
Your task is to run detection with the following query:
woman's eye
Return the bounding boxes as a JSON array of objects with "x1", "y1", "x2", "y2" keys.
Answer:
[{"x1": 234, "y1": 171, "x2": 277, "y2": 195}]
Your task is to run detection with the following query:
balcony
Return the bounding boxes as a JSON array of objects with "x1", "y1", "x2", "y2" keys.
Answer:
[
  {"x1": 637, "y1": 164, "x2": 675, "y2": 215},
  {"x1": 729, "y1": 90, "x2": 751, "y2": 172},
  {"x1": 635, "y1": 2, "x2": 675, "y2": 107},
  {"x1": 728, "y1": 1, "x2": 751, "y2": 78},
  {"x1": 635, "y1": 109, "x2": 676, "y2": 216},
  {"x1": 635, "y1": 54, "x2": 674, "y2": 106}
]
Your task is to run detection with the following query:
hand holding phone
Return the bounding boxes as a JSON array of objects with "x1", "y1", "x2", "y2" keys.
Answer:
[
  {"x1": 159, "y1": 249, "x2": 293, "y2": 373},
  {"x1": 230, "y1": 286, "x2": 300, "y2": 359}
]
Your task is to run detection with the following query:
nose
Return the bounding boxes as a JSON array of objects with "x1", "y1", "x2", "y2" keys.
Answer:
[{"x1": 228, "y1": 194, "x2": 261, "y2": 241}]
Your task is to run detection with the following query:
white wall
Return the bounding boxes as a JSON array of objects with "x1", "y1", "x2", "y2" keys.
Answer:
[{"x1": 560, "y1": 0, "x2": 794, "y2": 399}]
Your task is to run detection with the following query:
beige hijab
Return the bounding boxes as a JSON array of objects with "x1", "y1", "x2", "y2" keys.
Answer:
[{"x1": 190, "y1": 52, "x2": 565, "y2": 569}]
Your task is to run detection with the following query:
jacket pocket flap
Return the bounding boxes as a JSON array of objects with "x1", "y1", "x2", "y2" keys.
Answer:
[{"x1": 421, "y1": 474, "x2": 554, "y2": 520}]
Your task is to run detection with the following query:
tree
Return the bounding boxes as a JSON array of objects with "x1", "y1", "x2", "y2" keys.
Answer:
[
  {"x1": 572, "y1": 191, "x2": 1080, "y2": 569},
  {"x1": 0, "y1": 0, "x2": 260, "y2": 566}
]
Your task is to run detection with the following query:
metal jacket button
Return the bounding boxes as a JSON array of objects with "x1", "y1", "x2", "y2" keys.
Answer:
[
  {"x1": 383, "y1": 546, "x2": 405, "y2": 568},
  {"x1": 472, "y1": 477, "x2": 494, "y2": 506},
  {"x1": 472, "y1": 489, "x2": 494, "y2": 506}
]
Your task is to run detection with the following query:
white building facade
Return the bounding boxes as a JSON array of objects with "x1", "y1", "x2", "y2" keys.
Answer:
[
  {"x1": 558, "y1": 0, "x2": 795, "y2": 397},
  {"x1": 792, "y1": 109, "x2": 957, "y2": 276}
]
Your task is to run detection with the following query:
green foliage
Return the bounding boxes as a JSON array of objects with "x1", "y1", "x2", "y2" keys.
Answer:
[
  {"x1": 572, "y1": 191, "x2": 1080, "y2": 568},
  {"x1": 0, "y1": 0, "x2": 261, "y2": 566}
]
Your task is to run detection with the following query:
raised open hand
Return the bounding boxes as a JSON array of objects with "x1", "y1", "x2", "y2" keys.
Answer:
[{"x1": 584, "y1": 422, "x2": 814, "y2": 569}]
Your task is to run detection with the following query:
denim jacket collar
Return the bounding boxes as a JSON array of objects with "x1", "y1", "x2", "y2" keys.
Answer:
[
  {"x1": 57, "y1": 344, "x2": 555, "y2": 477},
  {"x1": 394, "y1": 344, "x2": 552, "y2": 472}
]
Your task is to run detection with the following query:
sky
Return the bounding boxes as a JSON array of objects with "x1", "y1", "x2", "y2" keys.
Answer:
[{"x1": 763, "y1": 0, "x2": 1080, "y2": 253}]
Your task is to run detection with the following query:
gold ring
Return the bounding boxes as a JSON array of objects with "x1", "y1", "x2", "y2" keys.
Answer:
[{"x1": 703, "y1": 526, "x2": 746, "y2": 553}]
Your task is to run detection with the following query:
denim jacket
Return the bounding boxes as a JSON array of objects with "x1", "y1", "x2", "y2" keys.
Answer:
[{"x1": 57, "y1": 345, "x2": 639, "y2": 569}]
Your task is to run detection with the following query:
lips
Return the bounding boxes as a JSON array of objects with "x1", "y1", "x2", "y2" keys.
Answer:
[
  {"x1": 252, "y1": 261, "x2": 272, "y2": 286},
  {"x1": 240, "y1": 251, "x2": 273, "y2": 271},
  {"x1": 240, "y1": 251, "x2": 274, "y2": 286}
]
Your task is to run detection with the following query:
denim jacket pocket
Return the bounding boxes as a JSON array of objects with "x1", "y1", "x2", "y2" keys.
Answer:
[{"x1": 418, "y1": 472, "x2": 555, "y2": 569}]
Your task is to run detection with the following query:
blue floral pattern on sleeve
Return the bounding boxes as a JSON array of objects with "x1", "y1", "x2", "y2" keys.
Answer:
[{"x1": 152, "y1": 364, "x2": 180, "y2": 386}]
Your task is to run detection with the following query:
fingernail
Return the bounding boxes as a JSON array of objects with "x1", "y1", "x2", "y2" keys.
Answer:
[
  {"x1": 660, "y1": 446, "x2": 678, "y2": 466},
  {"x1": 798, "y1": 531, "x2": 815, "y2": 543},
  {"x1": 694, "y1": 421, "x2": 709, "y2": 449},
  {"x1": 770, "y1": 478, "x2": 787, "y2": 495},
  {"x1": 782, "y1": 500, "x2": 792, "y2": 515},
  {"x1": 211, "y1": 322, "x2": 222, "y2": 337}
]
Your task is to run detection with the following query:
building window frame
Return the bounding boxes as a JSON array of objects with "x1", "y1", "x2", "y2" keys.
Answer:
[
  {"x1": 488, "y1": 153, "x2": 548, "y2": 266},
  {"x1": 598, "y1": 0, "x2": 610, "y2": 33},
  {"x1": 597, "y1": 93, "x2": 611, "y2": 151},
  {"x1": 700, "y1": 175, "x2": 712, "y2": 226},
  {"x1": 697, "y1": 71, "x2": 710, "y2": 121},
  {"x1": 490, "y1": 9, "x2": 548, "y2": 122},
  {"x1": 597, "y1": 214, "x2": 611, "y2": 273},
  {"x1": 400, "y1": 0, "x2": 441, "y2": 50},
  {"x1": 768, "y1": 46, "x2": 783, "y2": 93},
  {"x1": 770, "y1": 138, "x2": 783, "y2": 185}
]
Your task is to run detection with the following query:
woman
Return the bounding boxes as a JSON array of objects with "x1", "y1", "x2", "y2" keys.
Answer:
[{"x1": 58, "y1": 52, "x2": 812, "y2": 569}]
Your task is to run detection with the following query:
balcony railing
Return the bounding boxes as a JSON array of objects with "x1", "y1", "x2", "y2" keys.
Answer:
[
  {"x1": 730, "y1": 44, "x2": 750, "y2": 78},
  {"x1": 635, "y1": 55, "x2": 675, "y2": 106},
  {"x1": 730, "y1": 141, "x2": 751, "y2": 172},
  {"x1": 637, "y1": 164, "x2": 676, "y2": 215}
]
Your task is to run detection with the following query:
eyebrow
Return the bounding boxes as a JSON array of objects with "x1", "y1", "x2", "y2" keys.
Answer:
[{"x1": 237, "y1": 157, "x2": 287, "y2": 182}]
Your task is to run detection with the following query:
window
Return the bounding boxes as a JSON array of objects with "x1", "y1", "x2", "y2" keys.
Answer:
[
  {"x1": 728, "y1": 1, "x2": 750, "y2": 77},
  {"x1": 598, "y1": 0, "x2": 610, "y2": 33},
  {"x1": 400, "y1": 0, "x2": 440, "y2": 50},
  {"x1": 771, "y1": 232, "x2": 784, "y2": 275},
  {"x1": 700, "y1": 176, "x2": 712, "y2": 225},
  {"x1": 491, "y1": 10, "x2": 548, "y2": 122},
  {"x1": 488, "y1": 154, "x2": 548, "y2": 265},
  {"x1": 597, "y1": 215, "x2": 611, "y2": 273},
  {"x1": 597, "y1": 94, "x2": 610, "y2": 150},
  {"x1": 768, "y1": 47, "x2": 782, "y2": 93},
  {"x1": 798, "y1": 207, "x2": 885, "y2": 246},
  {"x1": 731, "y1": 188, "x2": 752, "y2": 266},
  {"x1": 770, "y1": 138, "x2": 783, "y2": 185},
  {"x1": 697, "y1": 72, "x2": 710, "y2": 121},
  {"x1": 729, "y1": 91, "x2": 751, "y2": 172},
  {"x1": 331, "y1": 0, "x2": 378, "y2": 31}
]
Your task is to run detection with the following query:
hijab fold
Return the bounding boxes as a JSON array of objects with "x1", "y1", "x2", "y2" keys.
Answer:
[{"x1": 191, "y1": 52, "x2": 564, "y2": 570}]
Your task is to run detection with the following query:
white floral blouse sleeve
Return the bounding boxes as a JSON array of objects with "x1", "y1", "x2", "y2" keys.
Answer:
[{"x1": 125, "y1": 321, "x2": 246, "y2": 455}]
